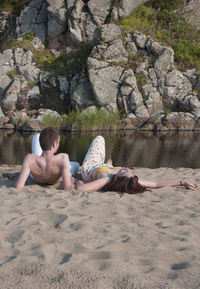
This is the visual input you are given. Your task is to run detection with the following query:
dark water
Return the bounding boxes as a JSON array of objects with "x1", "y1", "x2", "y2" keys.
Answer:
[{"x1": 0, "y1": 130, "x2": 200, "y2": 168}]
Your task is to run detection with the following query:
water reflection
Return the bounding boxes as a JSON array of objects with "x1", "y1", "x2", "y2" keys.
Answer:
[{"x1": 0, "y1": 130, "x2": 200, "y2": 168}]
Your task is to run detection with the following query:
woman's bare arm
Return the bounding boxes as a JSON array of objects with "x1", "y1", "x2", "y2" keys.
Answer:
[
  {"x1": 139, "y1": 180, "x2": 198, "y2": 190},
  {"x1": 76, "y1": 177, "x2": 110, "y2": 191}
]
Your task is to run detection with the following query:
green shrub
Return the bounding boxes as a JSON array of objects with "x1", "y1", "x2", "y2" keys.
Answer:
[
  {"x1": 0, "y1": 0, "x2": 30, "y2": 13},
  {"x1": 146, "y1": 0, "x2": 184, "y2": 11},
  {"x1": 36, "y1": 42, "x2": 94, "y2": 77},
  {"x1": 120, "y1": 2, "x2": 200, "y2": 70},
  {"x1": 1, "y1": 37, "x2": 34, "y2": 51},
  {"x1": 164, "y1": 108, "x2": 172, "y2": 116},
  {"x1": 6, "y1": 69, "x2": 18, "y2": 79},
  {"x1": 24, "y1": 30, "x2": 34, "y2": 40}
]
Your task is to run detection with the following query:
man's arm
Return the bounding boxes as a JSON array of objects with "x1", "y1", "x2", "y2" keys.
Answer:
[
  {"x1": 61, "y1": 154, "x2": 73, "y2": 189},
  {"x1": 15, "y1": 155, "x2": 31, "y2": 190}
]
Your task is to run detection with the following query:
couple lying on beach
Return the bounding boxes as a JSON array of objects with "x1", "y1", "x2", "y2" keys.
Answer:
[{"x1": 15, "y1": 127, "x2": 198, "y2": 192}]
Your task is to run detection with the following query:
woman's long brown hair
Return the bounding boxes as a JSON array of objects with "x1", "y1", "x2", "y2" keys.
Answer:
[{"x1": 102, "y1": 175, "x2": 146, "y2": 194}]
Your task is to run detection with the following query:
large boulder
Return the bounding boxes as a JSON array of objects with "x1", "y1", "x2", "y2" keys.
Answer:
[
  {"x1": 163, "y1": 112, "x2": 196, "y2": 130},
  {"x1": 88, "y1": 65, "x2": 123, "y2": 110},
  {"x1": 0, "y1": 49, "x2": 14, "y2": 75},
  {"x1": 1, "y1": 78, "x2": 21, "y2": 113},
  {"x1": 16, "y1": 0, "x2": 47, "y2": 42},
  {"x1": 162, "y1": 70, "x2": 192, "y2": 110},
  {"x1": 154, "y1": 47, "x2": 174, "y2": 78},
  {"x1": 70, "y1": 72, "x2": 95, "y2": 109},
  {"x1": 47, "y1": 0, "x2": 67, "y2": 48},
  {"x1": 118, "y1": 0, "x2": 148, "y2": 18},
  {"x1": 14, "y1": 48, "x2": 40, "y2": 82},
  {"x1": 88, "y1": 0, "x2": 112, "y2": 26}
]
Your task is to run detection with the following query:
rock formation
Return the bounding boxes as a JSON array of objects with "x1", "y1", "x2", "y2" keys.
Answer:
[{"x1": 0, "y1": 0, "x2": 200, "y2": 131}]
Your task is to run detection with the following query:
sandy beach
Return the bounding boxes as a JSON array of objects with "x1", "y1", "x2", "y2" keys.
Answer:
[{"x1": 0, "y1": 165, "x2": 200, "y2": 289}]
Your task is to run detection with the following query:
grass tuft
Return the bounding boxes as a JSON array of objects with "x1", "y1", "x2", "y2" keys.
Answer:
[{"x1": 42, "y1": 109, "x2": 124, "y2": 131}]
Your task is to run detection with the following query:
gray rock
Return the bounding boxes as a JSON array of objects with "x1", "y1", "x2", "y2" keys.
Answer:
[
  {"x1": 99, "y1": 24, "x2": 121, "y2": 43},
  {"x1": 70, "y1": 72, "x2": 95, "y2": 109},
  {"x1": 133, "y1": 33, "x2": 147, "y2": 49},
  {"x1": 87, "y1": 57, "x2": 109, "y2": 70},
  {"x1": 128, "y1": 89, "x2": 144, "y2": 112},
  {"x1": 0, "y1": 75, "x2": 12, "y2": 98},
  {"x1": 47, "y1": 0, "x2": 67, "y2": 48},
  {"x1": 125, "y1": 41, "x2": 137, "y2": 54},
  {"x1": 10, "y1": 110, "x2": 29, "y2": 126},
  {"x1": 180, "y1": 93, "x2": 200, "y2": 112},
  {"x1": 121, "y1": 69, "x2": 134, "y2": 81},
  {"x1": 119, "y1": 0, "x2": 148, "y2": 17},
  {"x1": 194, "y1": 75, "x2": 200, "y2": 91},
  {"x1": 13, "y1": 48, "x2": 40, "y2": 82},
  {"x1": 1, "y1": 78, "x2": 21, "y2": 112},
  {"x1": 148, "y1": 68, "x2": 158, "y2": 87},
  {"x1": 0, "y1": 107, "x2": 5, "y2": 117},
  {"x1": 154, "y1": 47, "x2": 174, "y2": 77},
  {"x1": 0, "y1": 11, "x2": 11, "y2": 34},
  {"x1": 22, "y1": 118, "x2": 44, "y2": 131},
  {"x1": 68, "y1": 0, "x2": 84, "y2": 44},
  {"x1": 37, "y1": 108, "x2": 61, "y2": 119},
  {"x1": 101, "y1": 39, "x2": 128, "y2": 63},
  {"x1": 58, "y1": 76, "x2": 69, "y2": 94},
  {"x1": 183, "y1": 68, "x2": 197, "y2": 88},
  {"x1": 19, "y1": 65, "x2": 40, "y2": 82},
  {"x1": 27, "y1": 86, "x2": 40, "y2": 99},
  {"x1": 120, "y1": 84, "x2": 133, "y2": 96},
  {"x1": 134, "y1": 105, "x2": 149, "y2": 120},
  {"x1": 31, "y1": 37, "x2": 45, "y2": 50},
  {"x1": 142, "y1": 84, "x2": 163, "y2": 115},
  {"x1": 0, "y1": 49, "x2": 14, "y2": 75},
  {"x1": 163, "y1": 70, "x2": 192, "y2": 109},
  {"x1": 163, "y1": 112, "x2": 196, "y2": 130},
  {"x1": 16, "y1": 0, "x2": 47, "y2": 42},
  {"x1": 88, "y1": 0, "x2": 111, "y2": 26},
  {"x1": 146, "y1": 38, "x2": 163, "y2": 55},
  {"x1": 192, "y1": 108, "x2": 200, "y2": 119},
  {"x1": 88, "y1": 65, "x2": 123, "y2": 110}
]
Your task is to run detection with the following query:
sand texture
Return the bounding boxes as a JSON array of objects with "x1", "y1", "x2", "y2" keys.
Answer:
[{"x1": 0, "y1": 165, "x2": 200, "y2": 289}]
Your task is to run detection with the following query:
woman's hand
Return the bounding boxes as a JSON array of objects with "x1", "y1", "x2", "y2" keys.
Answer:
[
  {"x1": 77, "y1": 180, "x2": 84, "y2": 186},
  {"x1": 182, "y1": 182, "x2": 198, "y2": 190}
]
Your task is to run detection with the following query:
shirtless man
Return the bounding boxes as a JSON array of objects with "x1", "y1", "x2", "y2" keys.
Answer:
[{"x1": 15, "y1": 127, "x2": 78, "y2": 190}]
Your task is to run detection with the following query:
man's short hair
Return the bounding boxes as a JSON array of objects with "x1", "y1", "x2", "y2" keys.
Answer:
[{"x1": 39, "y1": 127, "x2": 60, "y2": 151}]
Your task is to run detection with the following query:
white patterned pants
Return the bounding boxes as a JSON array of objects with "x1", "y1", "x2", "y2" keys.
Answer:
[{"x1": 82, "y1": 135, "x2": 105, "y2": 182}]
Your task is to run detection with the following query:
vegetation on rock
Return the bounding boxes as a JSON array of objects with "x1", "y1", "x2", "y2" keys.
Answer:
[
  {"x1": 0, "y1": 0, "x2": 30, "y2": 12},
  {"x1": 120, "y1": 0, "x2": 200, "y2": 70},
  {"x1": 36, "y1": 42, "x2": 94, "y2": 78}
]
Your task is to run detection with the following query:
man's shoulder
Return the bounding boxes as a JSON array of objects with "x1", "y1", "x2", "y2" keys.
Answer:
[
  {"x1": 54, "y1": 153, "x2": 69, "y2": 164},
  {"x1": 56, "y1": 153, "x2": 69, "y2": 159},
  {"x1": 24, "y1": 153, "x2": 38, "y2": 161}
]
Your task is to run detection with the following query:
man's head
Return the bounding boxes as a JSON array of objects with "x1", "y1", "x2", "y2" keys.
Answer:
[{"x1": 39, "y1": 127, "x2": 60, "y2": 151}]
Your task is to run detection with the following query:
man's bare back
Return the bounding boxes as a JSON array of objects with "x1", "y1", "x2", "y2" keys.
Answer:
[
  {"x1": 15, "y1": 127, "x2": 74, "y2": 190},
  {"x1": 26, "y1": 153, "x2": 71, "y2": 185}
]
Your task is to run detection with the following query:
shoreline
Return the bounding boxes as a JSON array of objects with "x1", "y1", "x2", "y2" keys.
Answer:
[
  {"x1": 0, "y1": 165, "x2": 200, "y2": 288},
  {"x1": 1, "y1": 126, "x2": 200, "y2": 132}
]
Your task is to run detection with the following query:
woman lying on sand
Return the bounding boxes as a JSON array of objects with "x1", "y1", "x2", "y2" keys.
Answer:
[{"x1": 76, "y1": 136, "x2": 198, "y2": 193}]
